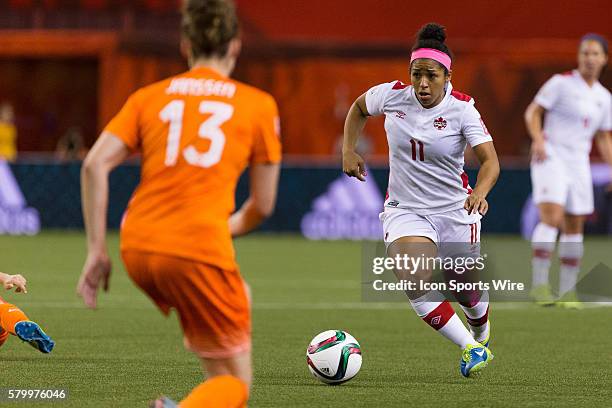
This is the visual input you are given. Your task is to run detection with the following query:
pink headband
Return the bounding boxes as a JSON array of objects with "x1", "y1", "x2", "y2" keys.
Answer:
[{"x1": 410, "y1": 48, "x2": 452, "y2": 71}]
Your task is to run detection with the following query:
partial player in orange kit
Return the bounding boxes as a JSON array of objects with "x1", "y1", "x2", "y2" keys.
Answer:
[
  {"x1": 0, "y1": 272, "x2": 55, "y2": 353},
  {"x1": 76, "y1": 1, "x2": 281, "y2": 406}
]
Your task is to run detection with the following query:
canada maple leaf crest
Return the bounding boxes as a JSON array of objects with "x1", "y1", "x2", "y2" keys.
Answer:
[{"x1": 433, "y1": 117, "x2": 447, "y2": 130}]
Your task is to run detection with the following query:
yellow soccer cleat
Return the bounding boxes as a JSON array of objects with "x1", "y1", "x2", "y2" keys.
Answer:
[
  {"x1": 529, "y1": 284, "x2": 556, "y2": 306},
  {"x1": 460, "y1": 343, "x2": 494, "y2": 378},
  {"x1": 557, "y1": 291, "x2": 584, "y2": 310}
]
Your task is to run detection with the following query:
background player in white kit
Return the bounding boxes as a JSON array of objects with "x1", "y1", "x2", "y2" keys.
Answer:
[
  {"x1": 526, "y1": 34, "x2": 611, "y2": 308},
  {"x1": 343, "y1": 23, "x2": 500, "y2": 377}
]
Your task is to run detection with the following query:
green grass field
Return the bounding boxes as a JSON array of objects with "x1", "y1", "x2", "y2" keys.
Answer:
[{"x1": 1, "y1": 232, "x2": 612, "y2": 407}]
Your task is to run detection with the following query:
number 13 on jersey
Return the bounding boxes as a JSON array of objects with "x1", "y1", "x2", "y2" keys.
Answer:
[{"x1": 160, "y1": 100, "x2": 234, "y2": 168}]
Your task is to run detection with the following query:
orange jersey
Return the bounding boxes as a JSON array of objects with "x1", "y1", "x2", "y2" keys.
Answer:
[{"x1": 105, "y1": 67, "x2": 281, "y2": 269}]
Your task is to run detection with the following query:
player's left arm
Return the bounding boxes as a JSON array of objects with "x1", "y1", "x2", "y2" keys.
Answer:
[
  {"x1": 465, "y1": 142, "x2": 500, "y2": 216},
  {"x1": 0, "y1": 272, "x2": 27, "y2": 293},
  {"x1": 229, "y1": 162, "x2": 281, "y2": 237},
  {"x1": 230, "y1": 94, "x2": 282, "y2": 237},
  {"x1": 77, "y1": 133, "x2": 131, "y2": 309}
]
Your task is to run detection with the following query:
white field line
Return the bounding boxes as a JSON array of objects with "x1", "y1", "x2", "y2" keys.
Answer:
[{"x1": 15, "y1": 300, "x2": 612, "y2": 310}]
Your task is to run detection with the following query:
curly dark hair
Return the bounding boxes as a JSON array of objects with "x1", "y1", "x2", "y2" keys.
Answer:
[
  {"x1": 411, "y1": 23, "x2": 453, "y2": 73},
  {"x1": 181, "y1": 0, "x2": 239, "y2": 59}
]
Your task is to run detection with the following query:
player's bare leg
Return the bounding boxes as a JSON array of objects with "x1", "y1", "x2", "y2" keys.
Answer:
[
  {"x1": 390, "y1": 236, "x2": 477, "y2": 348},
  {"x1": 152, "y1": 352, "x2": 250, "y2": 408},
  {"x1": 557, "y1": 214, "x2": 585, "y2": 308},
  {"x1": 530, "y1": 202, "x2": 564, "y2": 305},
  {"x1": 388, "y1": 236, "x2": 492, "y2": 377}
]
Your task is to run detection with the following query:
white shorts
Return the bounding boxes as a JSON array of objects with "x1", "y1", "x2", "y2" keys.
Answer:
[
  {"x1": 530, "y1": 148, "x2": 593, "y2": 215},
  {"x1": 380, "y1": 207, "x2": 482, "y2": 258}
]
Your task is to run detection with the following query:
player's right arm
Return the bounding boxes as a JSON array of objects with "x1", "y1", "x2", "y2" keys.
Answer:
[
  {"x1": 524, "y1": 102, "x2": 547, "y2": 162},
  {"x1": 525, "y1": 75, "x2": 563, "y2": 162},
  {"x1": 78, "y1": 89, "x2": 142, "y2": 308},
  {"x1": 342, "y1": 93, "x2": 370, "y2": 181},
  {"x1": 78, "y1": 133, "x2": 131, "y2": 308}
]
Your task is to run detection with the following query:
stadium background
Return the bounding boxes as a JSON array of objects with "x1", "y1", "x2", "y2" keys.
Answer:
[
  {"x1": 1, "y1": 0, "x2": 611, "y2": 238},
  {"x1": 1, "y1": 2, "x2": 612, "y2": 407}
]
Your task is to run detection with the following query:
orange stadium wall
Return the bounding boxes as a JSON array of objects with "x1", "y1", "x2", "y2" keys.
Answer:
[
  {"x1": 0, "y1": 31, "x2": 185, "y2": 151},
  {"x1": 234, "y1": 0, "x2": 611, "y2": 43},
  {"x1": 0, "y1": 21, "x2": 610, "y2": 158},
  {"x1": 236, "y1": 40, "x2": 611, "y2": 159}
]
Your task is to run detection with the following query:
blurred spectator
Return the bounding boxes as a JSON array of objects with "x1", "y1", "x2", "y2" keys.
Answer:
[
  {"x1": 0, "y1": 102, "x2": 17, "y2": 162},
  {"x1": 55, "y1": 126, "x2": 87, "y2": 161}
]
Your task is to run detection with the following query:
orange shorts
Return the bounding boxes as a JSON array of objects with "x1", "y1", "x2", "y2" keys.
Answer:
[{"x1": 121, "y1": 250, "x2": 251, "y2": 359}]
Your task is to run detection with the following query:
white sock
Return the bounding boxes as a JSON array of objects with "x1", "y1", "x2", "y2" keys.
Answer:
[
  {"x1": 531, "y1": 223, "x2": 558, "y2": 287},
  {"x1": 459, "y1": 291, "x2": 490, "y2": 343},
  {"x1": 438, "y1": 315, "x2": 479, "y2": 349},
  {"x1": 410, "y1": 291, "x2": 477, "y2": 349},
  {"x1": 558, "y1": 234, "x2": 583, "y2": 296}
]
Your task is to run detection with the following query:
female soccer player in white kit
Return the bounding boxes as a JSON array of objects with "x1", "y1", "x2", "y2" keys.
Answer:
[
  {"x1": 343, "y1": 23, "x2": 500, "y2": 377},
  {"x1": 526, "y1": 34, "x2": 612, "y2": 308}
]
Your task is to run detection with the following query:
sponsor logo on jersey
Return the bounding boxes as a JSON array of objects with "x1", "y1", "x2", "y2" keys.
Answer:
[
  {"x1": 433, "y1": 117, "x2": 447, "y2": 130},
  {"x1": 387, "y1": 200, "x2": 399, "y2": 207},
  {"x1": 395, "y1": 111, "x2": 406, "y2": 120},
  {"x1": 301, "y1": 174, "x2": 384, "y2": 240},
  {"x1": 0, "y1": 160, "x2": 40, "y2": 235}
]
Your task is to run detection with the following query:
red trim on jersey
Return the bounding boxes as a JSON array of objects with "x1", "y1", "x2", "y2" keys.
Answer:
[
  {"x1": 392, "y1": 80, "x2": 409, "y2": 90},
  {"x1": 423, "y1": 300, "x2": 455, "y2": 330},
  {"x1": 385, "y1": 190, "x2": 389, "y2": 200},
  {"x1": 451, "y1": 90, "x2": 472, "y2": 102},
  {"x1": 561, "y1": 70, "x2": 573, "y2": 76},
  {"x1": 461, "y1": 172, "x2": 473, "y2": 194}
]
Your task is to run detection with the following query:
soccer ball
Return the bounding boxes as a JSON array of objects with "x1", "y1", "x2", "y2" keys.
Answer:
[{"x1": 306, "y1": 330, "x2": 362, "y2": 384}]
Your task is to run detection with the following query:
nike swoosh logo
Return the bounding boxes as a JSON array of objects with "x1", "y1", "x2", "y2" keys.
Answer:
[
  {"x1": 475, "y1": 349, "x2": 485, "y2": 357},
  {"x1": 8, "y1": 308, "x2": 19, "y2": 312}
]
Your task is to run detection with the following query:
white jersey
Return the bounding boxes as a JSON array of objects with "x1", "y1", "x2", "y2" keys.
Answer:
[
  {"x1": 366, "y1": 81, "x2": 492, "y2": 215},
  {"x1": 535, "y1": 70, "x2": 611, "y2": 161}
]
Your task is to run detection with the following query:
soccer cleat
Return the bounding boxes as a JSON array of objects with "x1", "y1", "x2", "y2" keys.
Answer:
[
  {"x1": 14, "y1": 321, "x2": 55, "y2": 354},
  {"x1": 149, "y1": 397, "x2": 178, "y2": 408},
  {"x1": 460, "y1": 344, "x2": 493, "y2": 378},
  {"x1": 529, "y1": 284, "x2": 556, "y2": 306},
  {"x1": 557, "y1": 291, "x2": 584, "y2": 310}
]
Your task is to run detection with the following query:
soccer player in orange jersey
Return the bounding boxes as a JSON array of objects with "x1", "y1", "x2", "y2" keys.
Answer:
[
  {"x1": 0, "y1": 272, "x2": 55, "y2": 353},
  {"x1": 76, "y1": 1, "x2": 281, "y2": 406}
]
